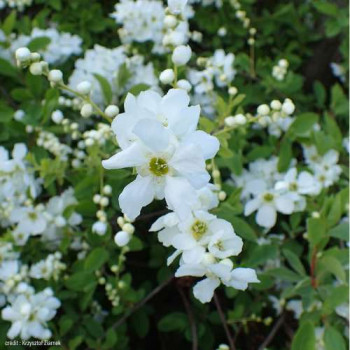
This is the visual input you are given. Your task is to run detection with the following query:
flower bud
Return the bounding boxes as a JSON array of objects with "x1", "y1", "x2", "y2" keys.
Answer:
[
  {"x1": 80, "y1": 103, "x2": 93, "y2": 118},
  {"x1": 51, "y1": 110, "x2": 64, "y2": 124},
  {"x1": 172, "y1": 45, "x2": 192, "y2": 66},
  {"x1": 48, "y1": 69, "x2": 63, "y2": 84},
  {"x1": 105, "y1": 105, "x2": 119, "y2": 118},
  {"x1": 114, "y1": 231, "x2": 131, "y2": 247},
  {"x1": 29, "y1": 62, "x2": 43, "y2": 76},
  {"x1": 164, "y1": 15, "x2": 177, "y2": 28},
  {"x1": 270, "y1": 100, "x2": 282, "y2": 110},
  {"x1": 122, "y1": 223, "x2": 135, "y2": 235},
  {"x1": 76, "y1": 81, "x2": 92, "y2": 95},
  {"x1": 103, "y1": 185, "x2": 112, "y2": 195},
  {"x1": 282, "y1": 99, "x2": 295, "y2": 115},
  {"x1": 257, "y1": 104, "x2": 270, "y2": 115},
  {"x1": 15, "y1": 47, "x2": 31, "y2": 64},
  {"x1": 228, "y1": 86, "x2": 238, "y2": 96},
  {"x1": 177, "y1": 79, "x2": 191, "y2": 92},
  {"x1": 159, "y1": 69, "x2": 175, "y2": 84}
]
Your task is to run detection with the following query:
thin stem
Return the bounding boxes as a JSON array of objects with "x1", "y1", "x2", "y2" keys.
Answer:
[
  {"x1": 59, "y1": 83, "x2": 112, "y2": 123},
  {"x1": 111, "y1": 276, "x2": 174, "y2": 329},
  {"x1": 177, "y1": 286, "x2": 198, "y2": 350},
  {"x1": 213, "y1": 293, "x2": 236, "y2": 350},
  {"x1": 258, "y1": 313, "x2": 285, "y2": 350}
]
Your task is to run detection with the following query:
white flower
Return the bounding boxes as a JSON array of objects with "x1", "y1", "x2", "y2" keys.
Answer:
[
  {"x1": 10, "y1": 206, "x2": 47, "y2": 235},
  {"x1": 102, "y1": 89, "x2": 219, "y2": 219},
  {"x1": 172, "y1": 45, "x2": 192, "y2": 66},
  {"x1": 244, "y1": 179, "x2": 294, "y2": 229},
  {"x1": 2, "y1": 288, "x2": 60, "y2": 340}
]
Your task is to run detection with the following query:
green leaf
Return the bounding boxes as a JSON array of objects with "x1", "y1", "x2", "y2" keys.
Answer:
[
  {"x1": 0, "y1": 58, "x2": 18, "y2": 78},
  {"x1": 68, "y1": 336, "x2": 83, "y2": 350},
  {"x1": 231, "y1": 216, "x2": 257, "y2": 242},
  {"x1": 27, "y1": 37, "x2": 51, "y2": 51},
  {"x1": 288, "y1": 113, "x2": 319, "y2": 138},
  {"x1": 267, "y1": 267, "x2": 301, "y2": 282},
  {"x1": 3, "y1": 11, "x2": 16, "y2": 36},
  {"x1": 307, "y1": 218, "x2": 326, "y2": 247},
  {"x1": 278, "y1": 138, "x2": 292, "y2": 172},
  {"x1": 84, "y1": 247, "x2": 109, "y2": 272},
  {"x1": 313, "y1": 81, "x2": 326, "y2": 107},
  {"x1": 313, "y1": 2, "x2": 338, "y2": 17},
  {"x1": 0, "y1": 103, "x2": 14, "y2": 122},
  {"x1": 328, "y1": 222, "x2": 349, "y2": 240},
  {"x1": 93, "y1": 73, "x2": 113, "y2": 105},
  {"x1": 128, "y1": 83, "x2": 149, "y2": 96},
  {"x1": 282, "y1": 249, "x2": 306, "y2": 275},
  {"x1": 324, "y1": 326, "x2": 346, "y2": 350},
  {"x1": 59, "y1": 316, "x2": 74, "y2": 336},
  {"x1": 116, "y1": 63, "x2": 131, "y2": 90},
  {"x1": 158, "y1": 312, "x2": 188, "y2": 332},
  {"x1": 291, "y1": 322, "x2": 316, "y2": 350},
  {"x1": 65, "y1": 271, "x2": 96, "y2": 292},
  {"x1": 318, "y1": 256, "x2": 346, "y2": 283}
]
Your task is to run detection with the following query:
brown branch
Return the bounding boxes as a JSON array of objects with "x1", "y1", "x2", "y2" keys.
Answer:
[
  {"x1": 177, "y1": 286, "x2": 198, "y2": 350},
  {"x1": 213, "y1": 293, "x2": 236, "y2": 350},
  {"x1": 258, "y1": 313, "x2": 285, "y2": 350},
  {"x1": 111, "y1": 276, "x2": 174, "y2": 329}
]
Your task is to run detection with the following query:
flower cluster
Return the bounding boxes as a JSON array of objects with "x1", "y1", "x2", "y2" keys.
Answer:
[
  {"x1": 102, "y1": 88, "x2": 259, "y2": 302},
  {"x1": 68, "y1": 45, "x2": 158, "y2": 106},
  {"x1": 1, "y1": 27, "x2": 82, "y2": 65},
  {"x1": 232, "y1": 146, "x2": 342, "y2": 229},
  {"x1": 272, "y1": 59, "x2": 289, "y2": 81}
]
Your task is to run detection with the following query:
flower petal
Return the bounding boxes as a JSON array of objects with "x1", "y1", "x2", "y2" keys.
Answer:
[
  {"x1": 119, "y1": 175, "x2": 155, "y2": 220},
  {"x1": 193, "y1": 277, "x2": 220, "y2": 303},
  {"x1": 256, "y1": 205, "x2": 276, "y2": 228}
]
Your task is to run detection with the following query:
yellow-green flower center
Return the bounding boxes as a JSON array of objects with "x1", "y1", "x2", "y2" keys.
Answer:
[
  {"x1": 149, "y1": 157, "x2": 169, "y2": 176},
  {"x1": 191, "y1": 220, "x2": 208, "y2": 240},
  {"x1": 28, "y1": 212, "x2": 37, "y2": 220},
  {"x1": 263, "y1": 193, "x2": 274, "y2": 202},
  {"x1": 289, "y1": 182, "x2": 298, "y2": 191}
]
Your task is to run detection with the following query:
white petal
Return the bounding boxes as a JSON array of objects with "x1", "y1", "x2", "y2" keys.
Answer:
[
  {"x1": 182, "y1": 246, "x2": 206, "y2": 264},
  {"x1": 184, "y1": 131, "x2": 220, "y2": 160},
  {"x1": 158, "y1": 227, "x2": 179, "y2": 247},
  {"x1": 256, "y1": 205, "x2": 276, "y2": 228},
  {"x1": 12, "y1": 143, "x2": 27, "y2": 160},
  {"x1": 172, "y1": 234, "x2": 196, "y2": 250},
  {"x1": 133, "y1": 119, "x2": 170, "y2": 152},
  {"x1": 168, "y1": 105, "x2": 200, "y2": 138},
  {"x1": 169, "y1": 143, "x2": 209, "y2": 189},
  {"x1": 245, "y1": 179, "x2": 267, "y2": 196},
  {"x1": 119, "y1": 175, "x2": 155, "y2": 220},
  {"x1": 193, "y1": 277, "x2": 220, "y2": 303},
  {"x1": 275, "y1": 195, "x2": 294, "y2": 214},
  {"x1": 150, "y1": 213, "x2": 178, "y2": 231},
  {"x1": 102, "y1": 142, "x2": 146, "y2": 169},
  {"x1": 244, "y1": 198, "x2": 260, "y2": 216},
  {"x1": 229, "y1": 268, "x2": 259, "y2": 290},
  {"x1": 7, "y1": 321, "x2": 22, "y2": 339},
  {"x1": 175, "y1": 264, "x2": 206, "y2": 277},
  {"x1": 164, "y1": 177, "x2": 199, "y2": 219}
]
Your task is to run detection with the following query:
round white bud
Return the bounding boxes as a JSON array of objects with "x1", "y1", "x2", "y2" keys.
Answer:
[
  {"x1": 76, "y1": 81, "x2": 92, "y2": 95},
  {"x1": 80, "y1": 103, "x2": 93, "y2": 118},
  {"x1": 15, "y1": 47, "x2": 31, "y2": 63},
  {"x1": 278, "y1": 59, "x2": 289, "y2": 68},
  {"x1": 48, "y1": 70, "x2": 63, "y2": 83},
  {"x1": 177, "y1": 79, "x2": 191, "y2": 92},
  {"x1": 282, "y1": 99, "x2": 295, "y2": 115},
  {"x1": 159, "y1": 69, "x2": 175, "y2": 84},
  {"x1": 51, "y1": 110, "x2": 64, "y2": 124},
  {"x1": 164, "y1": 15, "x2": 177, "y2": 28},
  {"x1": 218, "y1": 27, "x2": 227, "y2": 37},
  {"x1": 257, "y1": 104, "x2": 270, "y2": 115},
  {"x1": 172, "y1": 45, "x2": 192, "y2": 66},
  {"x1": 92, "y1": 221, "x2": 107, "y2": 235},
  {"x1": 228, "y1": 86, "x2": 238, "y2": 96},
  {"x1": 14, "y1": 110, "x2": 25, "y2": 121},
  {"x1": 224, "y1": 116, "x2": 236, "y2": 127},
  {"x1": 100, "y1": 197, "x2": 109, "y2": 207},
  {"x1": 117, "y1": 216, "x2": 125, "y2": 227},
  {"x1": 270, "y1": 100, "x2": 282, "y2": 110},
  {"x1": 212, "y1": 169, "x2": 220, "y2": 178},
  {"x1": 105, "y1": 105, "x2": 119, "y2": 118},
  {"x1": 93, "y1": 194, "x2": 101, "y2": 204},
  {"x1": 103, "y1": 185, "x2": 112, "y2": 195},
  {"x1": 234, "y1": 114, "x2": 247, "y2": 125},
  {"x1": 114, "y1": 231, "x2": 131, "y2": 247},
  {"x1": 122, "y1": 223, "x2": 135, "y2": 235},
  {"x1": 29, "y1": 62, "x2": 43, "y2": 75},
  {"x1": 218, "y1": 191, "x2": 227, "y2": 201}
]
